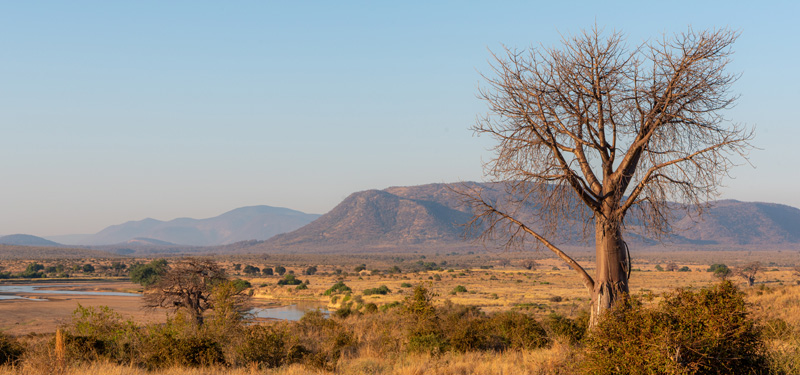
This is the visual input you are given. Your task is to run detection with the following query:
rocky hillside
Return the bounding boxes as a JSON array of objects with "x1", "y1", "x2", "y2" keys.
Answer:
[{"x1": 252, "y1": 182, "x2": 800, "y2": 253}]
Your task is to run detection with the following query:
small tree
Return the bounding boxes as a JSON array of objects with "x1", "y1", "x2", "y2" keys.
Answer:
[
  {"x1": 143, "y1": 258, "x2": 248, "y2": 326},
  {"x1": 521, "y1": 259, "x2": 539, "y2": 270},
  {"x1": 709, "y1": 263, "x2": 732, "y2": 280},
  {"x1": 129, "y1": 259, "x2": 168, "y2": 287},
  {"x1": 262, "y1": 267, "x2": 274, "y2": 276},
  {"x1": 665, "y1": 263, "x2": 679, "y2": 272},
  {"x1": 737, "y1": 262, "x2": 761, "y2": 287},
  {"x1": 274, "y1": 266, "x2": 286, "y2": 276},
  {"x1": 242, "y1": 265, "x2": 260, "y2": 275},
  {"x1": 303, "y1": 266, "x2": 318, "y2": 275}
]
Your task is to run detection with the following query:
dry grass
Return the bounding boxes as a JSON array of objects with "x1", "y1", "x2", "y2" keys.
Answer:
[
  {"x1": 0, "y1": 345, "x2": 580, "y2": 375},
  {"x1": 1, "y1": 251, "x2": 798, "y2": 374}
]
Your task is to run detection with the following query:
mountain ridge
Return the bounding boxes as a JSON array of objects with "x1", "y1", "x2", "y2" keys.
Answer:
[
  {"x1": 250, "y1": 182, "x2": 800, "y2": 253},
  {"x1": 53, "y1": 205, "x2": 320, "y2": 247}
]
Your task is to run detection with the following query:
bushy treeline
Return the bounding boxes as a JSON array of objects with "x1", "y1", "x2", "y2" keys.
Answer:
[{"x1": 1, "y1": 282, "x2": 797, "y2": 374}]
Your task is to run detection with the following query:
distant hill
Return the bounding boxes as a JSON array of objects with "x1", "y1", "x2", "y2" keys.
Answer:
[
  {"x1": 249, "y1": 182, "x2": 800, "y2": 253},
  {"x1": 0, "y1": 244, "x2": 120, "y2": 260},
  {"x1": 263, "y1": 189, "x2": 473, "y2": 252},
  {"x1": 59, "y1": 206, "x2": 320, "y2": 246},
  {"x1": 0, "y1": 234, "x2": 62, "y2": 247},
  {"x1": 671, "y1": 200, "x2": 800, "y2": 245}
]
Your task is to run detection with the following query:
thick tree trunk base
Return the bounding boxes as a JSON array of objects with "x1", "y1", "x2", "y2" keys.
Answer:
[{"x1": 589, "y1": 280, "x2": 629, "y2": 328}]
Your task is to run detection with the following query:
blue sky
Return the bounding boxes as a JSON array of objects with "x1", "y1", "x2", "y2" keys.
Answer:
[{"x1": 1, "y1": 1, "x2": 798, "y2": 236}]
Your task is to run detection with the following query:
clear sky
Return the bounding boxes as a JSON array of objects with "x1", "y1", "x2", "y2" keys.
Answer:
[{"x1": 1, "y1": 1, "x2": 798, "y2": 236}]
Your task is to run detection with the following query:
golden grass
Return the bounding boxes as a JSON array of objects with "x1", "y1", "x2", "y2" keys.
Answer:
[
  {"x1": 1, "y1": 252, "x2": 798, "y2": 374},
  {"x1": 0, "y1": 346, "x2": 580, "y2": 375}
]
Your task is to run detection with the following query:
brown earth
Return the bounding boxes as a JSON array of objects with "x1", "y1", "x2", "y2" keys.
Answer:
[{"x1": 0, "y1": 282, "x2": 166, "y2": 336}]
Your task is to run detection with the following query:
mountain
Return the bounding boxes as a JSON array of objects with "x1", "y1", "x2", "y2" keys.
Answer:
[
  {"x1": 671, "y1": 200, "x2": 800, "y2": 245},
  {"x1": 65, "y1": 206, "x2": 320, "y2": 246},
  {"x1": 0, "y1": 234, "x2": 63, "y2": 247},
  {"x1": 263, "y1": 189, "x2": 473, "y2": 251},
  {"x1": 251, "y1": 182, "x2": 800, "y2": 253}
]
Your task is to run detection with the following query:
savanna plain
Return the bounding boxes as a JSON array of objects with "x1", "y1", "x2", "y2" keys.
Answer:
[{"x1": 0, "y1": 249, "x2": 798, "y2": 374}]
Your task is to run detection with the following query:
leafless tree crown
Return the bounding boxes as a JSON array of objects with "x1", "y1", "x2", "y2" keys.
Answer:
[
  {"x1": 143, "y1": 258, "x2": 233, "y2": 324},
  {"x1": 470, "y1": 26, "x2": 752, "y2": 246}
]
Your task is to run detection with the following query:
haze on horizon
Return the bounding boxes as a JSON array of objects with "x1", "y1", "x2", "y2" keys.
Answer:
[{"x1": 1, "y1": 1, "x2": 798, "y2": 237}]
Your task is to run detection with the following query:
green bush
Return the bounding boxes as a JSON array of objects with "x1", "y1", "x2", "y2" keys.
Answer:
[
  {"x1": 583, "y1": 281, "x2": 766, "y2": 374},
  {"x1": 487, "y1": 311, "x2": 549, "y2": 350},
  {"x1": 277, "y1": 274, "x2": 302, "y2": 286},
  {"x1": 129, "y1": 259, "x2": 168, "y2": 286},
  {"x1": 543, "y1": 311, "x2": 588, "y2": 343},
  {"x1": 63, "y1": 304, "x2": 139, "y2": 364},
  {"x1": 324, "y1": 281, "x2": 352, "y2": 295},
  {"x1": 451, "y1": 285, "x2": 467, "y2": 294},
  {"x1": 295, "y1": 310, "x2": 358, "y2": 371},
  {"x1": 235, "y1": 325, "x2": 286, "y2": 368},
  {"x1": 363, "y1": 285, "x2": 391, "y2": 295},
  {"x1": 139, "y1": 317, "x2": 225, "y2": 369}
]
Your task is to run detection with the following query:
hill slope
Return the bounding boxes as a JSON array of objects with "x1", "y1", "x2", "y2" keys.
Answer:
[
  {"x1": 0, "y1": 234, "x2": 62, "y2": 247},
  {"x1": 264, "y1": 189, "x2": 473, "y2": 251},
  {"x1": 253, "y1": 182, "x2": 800, "y2": 253}
]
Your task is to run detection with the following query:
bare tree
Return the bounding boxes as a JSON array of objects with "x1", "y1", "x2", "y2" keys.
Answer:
[
  {"x1": 737, "y1": 262, "x2": 762, "y2": 287},
  {"x1": 666, "y1": 262, "x2": 679, "y2": 272},
  {"x1": 521, "y1": 259, "x2": 539, "y2": 270},
  {"x1": 467, "y1": 26, "x2": 751, "y2": 326},
  {"x1": 143, "y1": 258, "x2": 249, "y2": 325}
]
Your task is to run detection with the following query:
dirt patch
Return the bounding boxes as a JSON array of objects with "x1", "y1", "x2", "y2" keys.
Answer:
[{"x1": 0, "y1": 282, "x2": 167, "y2": 336}]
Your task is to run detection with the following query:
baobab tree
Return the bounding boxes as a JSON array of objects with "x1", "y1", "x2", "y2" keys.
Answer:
[
  {"x1": 466, "y1": 26, "x2": 752, "y2": 326},
  {"x1": 144, "y1": 258, "x2": 249, "y2": 326},
  {"x1": 737, "y1": 262, "x2": 762, "y2": 287}
]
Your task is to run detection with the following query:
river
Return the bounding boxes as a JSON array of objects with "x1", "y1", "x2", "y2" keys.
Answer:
[{"x1": 0, "y1": 282, "x2": 328, "y2": 320}]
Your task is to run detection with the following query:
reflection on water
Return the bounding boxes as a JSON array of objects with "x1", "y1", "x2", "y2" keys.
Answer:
[
  {"x1": 251, "y1": 301, "x2": 330, "y2": 321},
  {"x1": 0, "y1": 284, "x2": 140, "y2": 300}
]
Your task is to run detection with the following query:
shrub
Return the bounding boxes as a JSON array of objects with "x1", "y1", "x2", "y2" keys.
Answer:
[
  {"x1": 324, "y1": 281, "x2": 352, "y2": 295},
  {"x1": 235, "y1": 325, "x2": 286, "y2": 368},
  {"x1": 243, "y1": 265, "x2": 260, "y2": 275},
  {"x1": 230, "y1": 279, "x2": 251, "y2": 292},
  {"x1": 452, "y1": 285, "x2": 467, "y2": 294},
  {"x1": 543, "y1": 311, "x2": 588, "y2": 343},
  {"x1": 400, "y1": 282, "x2": 412, "y2": 288},
  {"x1": 487, "y1": 311, "x2": 549, "y2": 350},
  {"x1": 138, "y1": 316, "x2": 225, "y2": 369},
  {"x1": 0, "y1": 332, "x2": 23, "y2": 366},
  {"x1": 583, "y1": 281, "x2": 766, "y2": 374},
  {"x1": 63, "y1": 304, "x2": 139, "y2": 364},
  {"x1": 363, "y1": 285, "x2": 391, "y2": 295},
  {"x1": 277, "y1": 274, "x2": 302, "y2": 286},
  {"x1": 129, "y1": 259, "x2": 168, "y2": 286},
  {"x1": 295, "y1": 310, "x2": 357, "y2": 370}
]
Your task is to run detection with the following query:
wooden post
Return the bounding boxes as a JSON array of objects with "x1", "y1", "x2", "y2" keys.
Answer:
[{"x1": 55, "y1": 328, "x2": 65, "y2": 370}]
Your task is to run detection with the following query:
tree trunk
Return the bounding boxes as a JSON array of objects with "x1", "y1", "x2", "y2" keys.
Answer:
[{"x1": 589, "y1": 218, "x2": 629, "y2": 327}]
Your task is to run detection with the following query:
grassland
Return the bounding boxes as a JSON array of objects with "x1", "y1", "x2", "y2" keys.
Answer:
[{"x1": 0, "y1": 249, "x2": 797, "y2": 374}]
